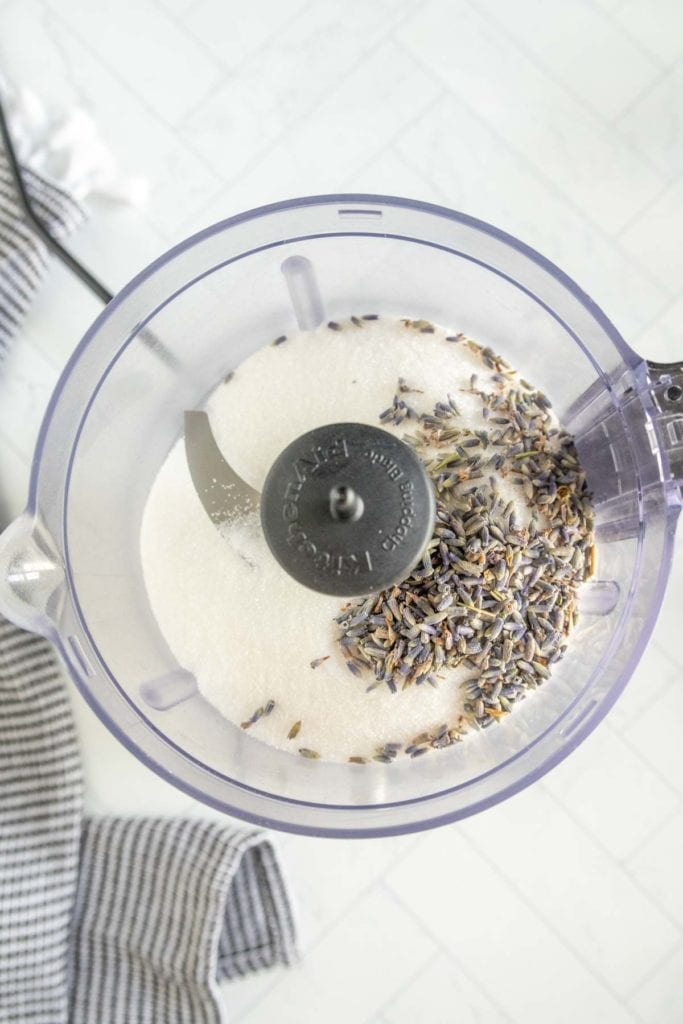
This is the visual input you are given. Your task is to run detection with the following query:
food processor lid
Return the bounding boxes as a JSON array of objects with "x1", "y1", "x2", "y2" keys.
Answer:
[
  {"x1": 184, "y1": 412, "x2": 436, "y2": 596},
  {"x1": 259, "y1": 422, "x2": 436, "y2": 595}
]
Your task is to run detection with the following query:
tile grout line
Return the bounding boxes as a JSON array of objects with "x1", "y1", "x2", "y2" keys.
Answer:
[
  {"x1": 232, "y1": 835, "x2": 427, "y2": 1021},
  {"x1": 606, "y1": 657, "x2": 683, "y2": 725},
  {"x1": 607, "y1": 708, "x2": 683, "y2": 799},
  {"x1": 602, "y1": 3, "x2": 679, "y2": 72},
  {"x1": 384, "y1": 880, "x2": 519, "y2": 1024},
  {"x1": 623, "y1": 935, "x2": 683, "y2": 1006},
  {"x1": 392, "y1": 134, "x2": 682, "y2": 346},
  {"x1": 651, "y1": 634, "x2": 683, "y2": 675},
  {"x1": 48, "y1": 0, "x2": 228, "y2": 82},
  {"x1": 649, "y1": 635, "x2": 683, "y2": 674},
  {"x1": 15, "y1": 4, "x2": 228, "y2": 245},
  {"x1": 42, "y1": 5, "x2": 227, "y2": 184},
  {"x1": 614, "y1": 174, "x2": 683, "y2": 239},
  {"x1": 618, "y1": 797, "x2": 683, "y2": 884},
  {"x1": 457, "y1": 825, "x2": 650, "y2": 1016},
  {"x1": 362, "y1": 913, "x2": 444, "y2": 1024},
  {"x1": 175, "y1": 2, "x2": 431, "y2": 228},
  {"x1": 605, "y1": 698, "x2": 683, "y2": 807},
  {"x1": 395, "y1": 131, "x2": 676, "y2": 325},
  {"x1": 152, "y1": 0, "x2": 202, "y2": 20},
  {"x1": 230, "y1": 970, "x2": 284, "y2": 1023},
  {"x1": 610, "y1": 18, "x2": 683, "y2": 75},
  {"x1": 389, "y1": 33, "x2": 678, "y2": 303},
  {"x1": 182, "y1": 65, "x2": 446, "y2": 239},
  {"x1": 541, "y1": 783, "x2": 683, "y2": 936},
  {"x1": 0, "y1": 423, "x2": 35, "y2": 466},
  {"x1": 338, "y1": 86, "x2": 451, "y2": 188},
  {"x1": 164, "y1": 0, "x2": 318, "y2": 81},
  {"x1": 608, "y1": 59, "x2": 679, "y2": 128},
  {"x1": 233, "y1": 871, "x2": 407, "y2": 1023},
  {"x1": 459, "y1": 0, "x2": 668, "y2": 173}
]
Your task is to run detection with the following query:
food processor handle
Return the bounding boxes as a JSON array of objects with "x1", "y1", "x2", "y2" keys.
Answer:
[{"x1": 647, "y1": 360, "x2": 683, "y2": 489}]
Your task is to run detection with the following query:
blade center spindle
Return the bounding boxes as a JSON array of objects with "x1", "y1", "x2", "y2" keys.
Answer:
[{"x1": 329, "y1": 484, "x2": 364, "y2": 522}]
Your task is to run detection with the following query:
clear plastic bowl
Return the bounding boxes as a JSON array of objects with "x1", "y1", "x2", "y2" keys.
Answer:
[{"x1": 0, "y1": 195, "x2": 680, "y2": 837}]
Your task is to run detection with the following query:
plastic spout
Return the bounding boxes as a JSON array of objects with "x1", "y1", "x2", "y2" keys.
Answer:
[{"x1": 0, "y1": 513, "x2": 65, "y2": 637}]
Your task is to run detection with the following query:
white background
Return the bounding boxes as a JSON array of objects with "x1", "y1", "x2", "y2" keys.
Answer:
[{"x1": 1, "y1": 1, "x2": 683, "y2": 1021}]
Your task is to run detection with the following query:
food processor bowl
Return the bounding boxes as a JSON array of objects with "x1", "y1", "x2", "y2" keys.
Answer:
[{"x1": 0, "y1": 195, "x2": 681, "y2": 837}]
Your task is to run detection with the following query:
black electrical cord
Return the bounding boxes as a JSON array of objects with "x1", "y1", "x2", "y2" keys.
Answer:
[
  {"x1": 0, "y1": 93, "x2": 182, "y2": 369},
  {"x1": 0, "y1": 92, "x2": 113, "y2": 305}
]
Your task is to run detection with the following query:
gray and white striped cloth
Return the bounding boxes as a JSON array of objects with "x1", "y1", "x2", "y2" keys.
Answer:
[
  {"x1": 0, "y1": 150, "x2": 85, "y2": 361},
  {"x1": 0, "y1": 153, "x2": 296, "y2": 1023}
]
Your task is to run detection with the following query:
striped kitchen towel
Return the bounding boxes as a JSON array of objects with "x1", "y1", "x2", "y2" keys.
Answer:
[
  {"x1": 0, "y1": 148, "x2": 85, "y2": 362},
  {"x1": 0, "y1": 126, "x2": 296, "y2": 1023},
  {"x1": 0, "y1": 616, "x2": 297, "y2": 1023},
  {"x1": 71, "y1": 817, "x2": 296, "y2": 1023},
  {"x1": 0, "y1": 616, "x2": 82, "y2": 1024}
]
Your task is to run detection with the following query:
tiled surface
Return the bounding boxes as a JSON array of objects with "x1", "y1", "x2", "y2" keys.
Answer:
[{"x1": 1, "y1": 2, "x2": 682, "y2": 1021}]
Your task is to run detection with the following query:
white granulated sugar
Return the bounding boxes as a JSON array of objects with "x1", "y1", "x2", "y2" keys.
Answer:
[
  {"x1": 209, "y1": 321, "x2": 500, "y2": 491},
  {"x1": 140, "y1": 318, "x2": 563, "y2": 762}
]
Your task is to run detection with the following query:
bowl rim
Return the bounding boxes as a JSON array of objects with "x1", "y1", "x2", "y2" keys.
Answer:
[{"x1": 28, "y1": 193, "x2": 677, "y2": 837}]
